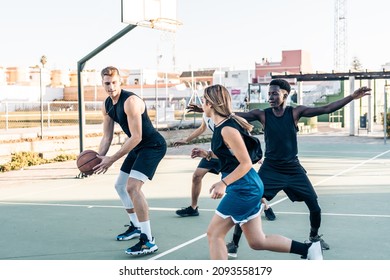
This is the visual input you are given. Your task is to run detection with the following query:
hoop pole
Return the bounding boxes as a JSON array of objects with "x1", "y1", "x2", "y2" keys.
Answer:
[{"x1": 77, "y1": 24, "x2": 137, "y2": 153}]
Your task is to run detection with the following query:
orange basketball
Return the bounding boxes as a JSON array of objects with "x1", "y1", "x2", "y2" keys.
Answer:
[{"x1": 76, "y1": 150, "x2": 102, "y2": 175}]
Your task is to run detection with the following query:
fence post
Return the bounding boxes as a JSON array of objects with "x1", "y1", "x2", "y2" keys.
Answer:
[
  {"x1": 47, "y1": 101, "x2": 51, "y2": 128},
  {"x1": 5, "y1": 101, "x2": 9, "y2": 130}
]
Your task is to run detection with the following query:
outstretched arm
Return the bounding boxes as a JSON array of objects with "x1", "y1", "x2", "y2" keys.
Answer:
[
  {"x1": 236, "y1": 109, "x2": 265, "y2": 123},
  {"x1": 187, "y1": 103, "x2": 265, "y2": 124},
  {"x1": 173, "y1": 120, "x2": 207, "y2": 147},
  {"x1": 296, "y1": 86, "x2": 371, "y2": 118},
  {"x1": 186, "y1": 103, "x2": 204, "y2": 113}
]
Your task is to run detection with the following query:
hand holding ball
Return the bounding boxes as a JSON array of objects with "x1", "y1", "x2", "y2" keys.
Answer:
[{"x1": 76, "y1": 150, "x2": 102, "y2": 175}]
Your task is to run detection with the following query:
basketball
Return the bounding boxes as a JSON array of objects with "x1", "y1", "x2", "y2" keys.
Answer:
[{"x1": 76, "y1": 150, "x2": 102, "y2": 175}]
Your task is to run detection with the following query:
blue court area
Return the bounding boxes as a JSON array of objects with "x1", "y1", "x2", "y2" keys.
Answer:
[{"x1": 0, "y1": 133, "x2": 389, "y2": 261}]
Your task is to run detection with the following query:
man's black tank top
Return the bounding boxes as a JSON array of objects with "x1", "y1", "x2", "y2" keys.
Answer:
[
  {"x1": 264, "y1": 106, "x2": 298, "y2": 163},
  {"x1": 104, "y1": 90, "x2": 165, "y2": 150}
]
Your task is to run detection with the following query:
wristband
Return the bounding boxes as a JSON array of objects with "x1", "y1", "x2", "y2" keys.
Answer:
[{"x1": 221, "y1": 178, "x2": 228, "y2": 187}]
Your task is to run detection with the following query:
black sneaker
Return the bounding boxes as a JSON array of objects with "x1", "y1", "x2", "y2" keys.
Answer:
[
  {"x1": 125, "y1": 233, "x2": 158, "y2": 256},
  {"x1": 264, "y1": 207, "x2": 276, "y2": 221},
  {"x1": 176, "y1": 206, "x2": 199, "y2": 217},
  {"x1": 226, "y1": 241, "x2": 239, "y2": 258},
  {"x1": 116, "y1": 222, "x2": 141, "y2": 241},
  {"x1": 309, "y1": 234, "x2": 330, "y2": 250}
]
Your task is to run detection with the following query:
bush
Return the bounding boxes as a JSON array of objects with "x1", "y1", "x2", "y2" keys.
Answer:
[{"x1": 0, "y1": 151, "x2": 77, "y2": 172}]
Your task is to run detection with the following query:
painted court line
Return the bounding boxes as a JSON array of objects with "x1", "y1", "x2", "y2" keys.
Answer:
[
  {"x1": 1, "y1": 201, "x2": 388, "y2": 219},
  {"x1": 148, "y1": 233, "x2": 207, "y2": 260},
  {"x1": 0, "y1": 202, "x2": 215, "y2": 213}
]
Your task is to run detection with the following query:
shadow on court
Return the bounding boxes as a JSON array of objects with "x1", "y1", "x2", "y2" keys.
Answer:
[{"x1": 0, "y1": 134, "x2": 389, "y2": 260}]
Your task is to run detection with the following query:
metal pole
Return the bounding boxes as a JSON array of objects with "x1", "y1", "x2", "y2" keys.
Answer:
[
  {"x1": 77, "y1": 24, "x2": 137, "y2": 152},
  {"x1": 39, "y1": 55, "x2": 47, "y2": 139},
  {"x1": 165, "y1": 72, "x2": 168, "y2": 121},
  {"x1": 367, "y1": 79, "x2": 372, "y2": 132},
  {"x1": 298, "y1": 81, "x2": 303, "y2": 105},
  {"x1": 5, "y1": 101, "x2": 9, "y2": 130},
  {"x1": 384, "y1": 86, "x2": 387, "y2": 144},
  {"x1": 39, "y1": 67, "x2": 44, "y2": 139},
  {"x1": 349, "y1": 76, "x2": 355, "y2": 136},
  {"x1": 155, "y1": 79, "x2": 158, "y2": 128}
]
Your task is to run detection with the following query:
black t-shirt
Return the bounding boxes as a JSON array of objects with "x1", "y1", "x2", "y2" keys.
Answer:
[
  {"x1": 263, "y1": 106, "x2": 299, "y2": 166},
  {"x1": 104, "y1": 90, "x2": 165, "y2": 150}
]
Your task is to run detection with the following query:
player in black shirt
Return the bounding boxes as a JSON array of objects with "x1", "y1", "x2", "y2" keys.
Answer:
[
  {"x1": 227, "y1": 78, "x2": 371, "y2": 257},
  {"x1": 193, "y1": 84, "x2": 323, "y2": 260},
  {"x1": 95, "y1": 66, "x2": 166, "y2": 256}
]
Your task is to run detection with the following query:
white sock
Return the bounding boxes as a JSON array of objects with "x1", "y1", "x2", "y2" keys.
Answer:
[
  {"x1": 139, "y1": 221, "x2": 152, "y2": 241},
  {"x1": 128, "y1": 212, "x2": 140, "y2": 228}
]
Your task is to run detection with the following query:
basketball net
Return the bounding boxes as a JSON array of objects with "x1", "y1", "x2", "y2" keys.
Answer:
[{"x1": 136, "y1": 18, "x2": 182, "y2": 33}]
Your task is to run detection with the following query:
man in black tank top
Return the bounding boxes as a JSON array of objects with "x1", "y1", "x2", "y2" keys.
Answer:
[
  {"x1": 94, "y1": 66, "x2": 166, "y2": 256},
  {"x1": 226, "y1": 79, "x2": 371, "y2": 257}
]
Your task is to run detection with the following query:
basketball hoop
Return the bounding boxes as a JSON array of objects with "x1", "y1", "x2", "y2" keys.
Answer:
[
  {"x1": 136, "y1": 17, "x2": 183, "y2": 33},
  {"x1": 121, "y1": 0, "x2": 181, "y2": 33}
]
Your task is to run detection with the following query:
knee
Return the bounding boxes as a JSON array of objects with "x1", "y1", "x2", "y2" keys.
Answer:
[
  {"x1": 206, "y1": 226, "x2": 215, "y2": 239},
  {"x1": 310, "y1": 208, "x2": 321, "y2": 216},
  {"x1": 126, "y1": 185, "x2": 138, "y2": 198},
  {"x1": 306, "y1": 198, "x2": 321, "y2": 213},
  {"x1": 246, "y1": 236, "x2": 266, "y2": 251},
  {"x1": 247, "y1": 240, "x2": 265, "y2": 251},
  {"x1": 309, "y1": 203, "x2": 321, "y2": 215},
  {"x1": 114, "y1": 182, "x2": 125, "y2": 193},
  {"x1": 115, "y1": 182, "x2": 129, "y2": 199},
  {"x1": 192, "y1": 171, "x2": 205, "y2": 184},
  {"x1": 206, "y1": 224, "x2": 222, "y2": 242}
]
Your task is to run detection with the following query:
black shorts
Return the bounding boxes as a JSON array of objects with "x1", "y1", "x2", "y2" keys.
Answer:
[
  {"x1": 197, "y1": 158, "x2": 221, "y2": 175},
  {"x1": 120, "y1": 140, "x2": 167, "y2": 180},
  {"x1": 258, "y1": 160, "x2": 317, "y2": 202}
]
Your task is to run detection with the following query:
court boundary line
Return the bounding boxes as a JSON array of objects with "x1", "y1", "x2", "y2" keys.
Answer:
[{"x1": 1, "y1": 201, "x2": 389, "y2": 219}]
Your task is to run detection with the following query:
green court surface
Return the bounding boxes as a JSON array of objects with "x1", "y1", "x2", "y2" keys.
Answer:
[{"x1": 0, "y1": 133, "x2": 389, "y2": 261}]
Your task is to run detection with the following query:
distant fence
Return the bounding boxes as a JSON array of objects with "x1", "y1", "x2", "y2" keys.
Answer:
[
  {"x1": 0, "y1": 101, "x2": 103, "y2": 130},
  {"x1": 0, "y1": 100, "x2": 206, "y2": 131}
]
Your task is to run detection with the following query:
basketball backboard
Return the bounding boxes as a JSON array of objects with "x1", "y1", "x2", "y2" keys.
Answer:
[{"x1": 121, "y1": 0, "x2": 181, "y2": 32}]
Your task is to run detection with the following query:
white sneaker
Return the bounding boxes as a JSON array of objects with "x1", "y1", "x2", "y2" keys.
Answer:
[{"x1": 307, "y1": 241, "x2": 323, "y2": 260}]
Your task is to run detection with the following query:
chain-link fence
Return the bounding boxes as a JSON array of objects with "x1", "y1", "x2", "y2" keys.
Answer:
[
  {"x1": 0, "y1": 100, "x2": 204, "y2": 131},
  {"x1": 0, "y1": 101, "x2": 103, "y2": 130}
]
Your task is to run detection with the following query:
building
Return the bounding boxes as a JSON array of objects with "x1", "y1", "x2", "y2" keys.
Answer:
[{"x1": 255, "y1": 50, "x2": 313, "y2": 82}]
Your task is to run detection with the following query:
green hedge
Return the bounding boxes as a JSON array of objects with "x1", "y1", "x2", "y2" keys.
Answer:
[{"x1": 0, "y1": 152, "x2": 77, "y2": 172}]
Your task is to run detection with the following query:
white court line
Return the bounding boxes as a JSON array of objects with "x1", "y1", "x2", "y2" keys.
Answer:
[
  {"x1": 0, "y1": 202, "x2": 215, "y2": 212},
  {"x1": 1, "y1": 202, "x2": 388, "y2": 219},
  {"x1": 148, "y1": 234, "x2": 207, "y2": 260},
  {"x1": 271, "y1": 211, "x2": 390, "y2": 219},
  {"x1": 149, "y1": 148, "x2": 390, "y2": 260}
]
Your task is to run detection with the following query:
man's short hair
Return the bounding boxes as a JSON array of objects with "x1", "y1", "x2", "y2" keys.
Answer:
[
  {"x1": 269, "y1": 79, "x2": 291, "y2": 94},
  {"x1": 101, "y1": 66, "x2": 120, "y2": 78}
]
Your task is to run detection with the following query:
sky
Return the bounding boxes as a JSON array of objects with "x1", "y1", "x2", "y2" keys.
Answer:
[{"x1": 1, "y1": 0, "x2": 390, "y2": 73}]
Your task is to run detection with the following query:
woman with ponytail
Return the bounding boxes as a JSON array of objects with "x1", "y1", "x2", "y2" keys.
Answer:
[{"x1": 192, "y1": 84, "x2": 323, "y2": 260}]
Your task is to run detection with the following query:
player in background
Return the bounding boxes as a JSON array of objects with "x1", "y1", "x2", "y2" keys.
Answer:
[
  {"x1": 226, "y1": 79, "x2": 371, "y2": 257},
  {"x1": 175, "y1": 107, "x2": 276, "y2": 222}
]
